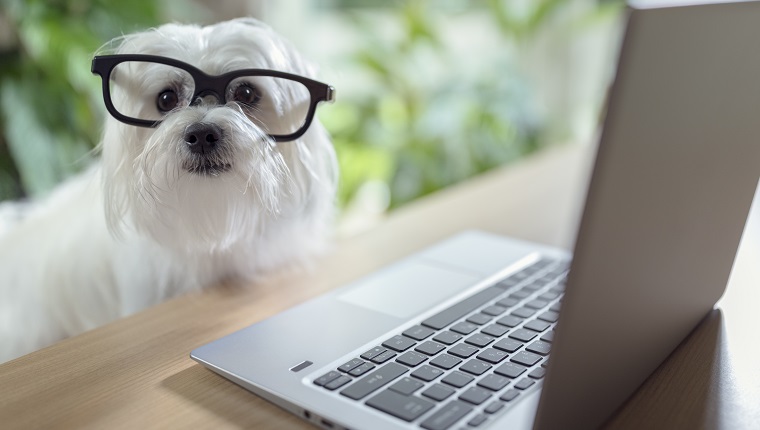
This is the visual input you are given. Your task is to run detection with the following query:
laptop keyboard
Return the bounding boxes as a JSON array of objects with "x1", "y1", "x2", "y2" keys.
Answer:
[{"x1": 312, "y1": 257, "x2": 568, "y2": 429}]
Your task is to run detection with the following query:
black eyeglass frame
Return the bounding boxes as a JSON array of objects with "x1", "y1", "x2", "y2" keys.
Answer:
[{"x1": 91, "y1": 54, "x2": 335, "y2": 142}]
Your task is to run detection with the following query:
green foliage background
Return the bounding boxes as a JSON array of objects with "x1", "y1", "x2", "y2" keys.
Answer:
[
  {"x1": 322, "y1": 1, "x2": 549, "y2": 210},
  {"x1": 0, "y1": 0, "x2": 163, "y2": 199},
  {"x1": 0, "y1": 0, "x2": 622, "y2": 213}
]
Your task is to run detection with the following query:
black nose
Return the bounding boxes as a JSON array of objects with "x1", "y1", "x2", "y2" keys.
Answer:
[{"x1": 184, "y1": 122, "x2": 222, "y2": 154}]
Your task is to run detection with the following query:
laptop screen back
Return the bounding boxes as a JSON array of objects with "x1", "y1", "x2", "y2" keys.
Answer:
[{"x1": 534, "y1": 2, "x2": 760, "y2": 429}]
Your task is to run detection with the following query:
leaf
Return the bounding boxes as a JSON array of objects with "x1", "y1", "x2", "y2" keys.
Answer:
[{"x1": 1, "y1": 80, "x2": 66, "y2": 196}]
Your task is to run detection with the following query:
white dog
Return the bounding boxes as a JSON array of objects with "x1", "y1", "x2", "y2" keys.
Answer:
[{"x1": 0, "y1": 18, "x2": 338, "y2": 363}]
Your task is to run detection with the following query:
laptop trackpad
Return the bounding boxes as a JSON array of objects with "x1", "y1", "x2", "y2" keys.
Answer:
[{"x1": 337, "y1": 260, "x2": 482, "y2": 319}]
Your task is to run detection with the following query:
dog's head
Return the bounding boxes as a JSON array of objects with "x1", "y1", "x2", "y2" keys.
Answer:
[{"x1": 95, "y1": 19, "x2": 337, "y2": 253}]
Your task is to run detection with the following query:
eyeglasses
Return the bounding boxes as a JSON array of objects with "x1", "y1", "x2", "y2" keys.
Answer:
[{"x1": 91, "y1": 54, "x2": 335, "y2": 142}]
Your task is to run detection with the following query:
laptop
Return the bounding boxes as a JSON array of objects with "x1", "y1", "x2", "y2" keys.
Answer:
[{"x1": 191, "y1": 1, "x2": 760, "y2": 429}]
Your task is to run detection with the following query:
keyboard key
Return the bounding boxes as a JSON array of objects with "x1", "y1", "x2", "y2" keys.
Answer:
[
  {"x1": 536, "y1": 276, "x2": 556, "y2": 286},
  {"x1": 397, "y1": 351, "x2": 428, "y2": 367},
  {"x1": 360, "y1": 347, "x2": 386, "y2": 361},
  {"x1": 441, "y1": 371, "x2": 474, "y2": 388},
  {"x1": 540, "y1": 330, "x2": 555, "y2": 343},
  {"x1": 523, "y1": 319, "x2": 552, "y2": 333},
  {"x1": 467, "y1": 414, "x2": 489, "y2": 427},
  {"x1": 526, "y1": 340, "x2": 552, "y2": 356},
  {"x1": 511, "y1": 351, "x2": 542, "y2": 367},
  {"x1": 403, "y1": 325, "x2": 435, "y2": 341},
  {"x1": 495, "y1": 315, "x2": 523, "y2": 328},
  {"x1": 529, "y1": 367, "x2": 547, "y2": 379},
  {"x1": 496, "y1": 278, "x2": 520, "y2": 289},
  {"x1": 509, "y1": 328, "x2": 537, "y2": 342},
  {"x1": 313, "y1": 371, "x2": 341, "y2": 387},
  {"x1": 448, "y1": 344, "x2": 479, "y2": 358},
  {"x1": 493, "y1": 338, "x2": 523, "y2": 353},
  {"x1": 383, "y1": 335, "x2": 416, "y2": 352},
  {"x1": 324, "y1": 375, "x2": 352, "y2": 390},
  {"x1": 523, "y1": 263, "x2": 542, "y2": 273},
  {"x1": 349, "y1": 362, "x2": 375, "y2": 376},
  {"x1": 429, "y1": 353, "x2": 462, "y2": 370},
  {"x1": 459, "y1": 386, "x2": 492, "y2": 405},
  {"x1": 416, "y1": 341, "x2": 446, "y2": 356},
  {"x1": 421, "y1": 383, "x2": 455, "y2": 401},
  {"x1": 464, "y1": 333, "x2": 495, "y2": 348},
  {"x1": 494, "y1": 362, "x2": 528, "y2": 379},
  {"x1": 366, "y1": 389, "x2": 435, "y2": 422},
  {"x1": 499, "y1": 388, "x2": 520, "y2": 402},
  {"x1": 459, "y1": 359, "x2": 492, "y2": 376},
  {"x1": 495, "y1": 297, "x2": 519, "y2": 308},
  {"x1": 371, "y1": 350, "x2": 396, "y2": 364},
  {"x1": 421, "y1": 286, "x2": 506, "y2": 330},
  {"x1": 511, "y1": 307, "x2": 536, "y2": 318},
  {"x1": 476, "y1": 348, "x2": 509, "y2": 364},
  {"x1": 509, "y1": 290, "x2": 531, "y2": 300},
  {"x1": 420, "y1": 400, "x2": 473, "y2": 430},
  {"x1": 467, "y1": 414, "x2": 488, "y2": 427},
  {"x1": 340, "y1": 362, "x2": 408, "y2": 400},
  {"x1": 433, "y1": 331, "x2": 462, "y2": 345},
  {"x1": 521, "y1": 283, "x2": 543, "y2": 292},
  {"x1": 481, "y1": 305, "x2": 507, "y2": 316},
  {"x1": 411, "y1": 365, "x2": 444, "y2": 382},
  {"x1": 537, "y1": 310, "x2": 560, "y2": 323},
  {"x1": 525, "y1": 299, "x2": 549, "y2": 309},
  {"x1": 512, "y1": 271, "x2": 530, "y2": 281},
  {"x1": 534, "y1": 258, "x2": 554, "y2": 268},
  {"x1": 466, "y1": 313, "x2": 492, "y2": 325},
  {"x1": 529, "y1": 278, "x2": 550, "y2": 288},
  {"x1": 550, "y1": 302, "x2": 561, "y2": 312},
  {"x1": 389, "y1": 377, "x2": 424, "y2": 395},
  {"x1": 477, "y1": 374, "x2": 510, "y2": 391},
  {"x1": 338, "y1": 358, "x2": 364, "y2": 373},
  {"x1": 481, "y1": 323, "x2": 509, "y2": 338},
  {"x1": 538, "y1": 292, "x2": 560, "y2": 301},
  {"x1": 512, "y1": 267, "x2": 533, "y2": 281},
  {"x1": 450, "y1": 322, "x2": 478, "y2": 335},
  {"x1": 515, "y1": 378, "x2": 536, "y2": 390},
  {"x1": 484, "y1": 401, "x2": 505, "y2": 414}
]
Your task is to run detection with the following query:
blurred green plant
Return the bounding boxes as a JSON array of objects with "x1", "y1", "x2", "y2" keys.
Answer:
[
  {"x1": 319, "y1": 0, "x2": 579, "y2": 210},
  {"x1": 0, "y1": 0, "x2": 162, "y2": 200},
  {"x1": 0, "y1": 0, "x2": 621, "y2": 217}
]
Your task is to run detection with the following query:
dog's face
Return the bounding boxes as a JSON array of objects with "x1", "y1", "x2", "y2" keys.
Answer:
[{"x1": 99, "y1": 19, "x2": 337, "y2": 253}]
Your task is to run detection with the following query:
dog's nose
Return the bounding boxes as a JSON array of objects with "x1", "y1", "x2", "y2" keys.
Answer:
[{"x1": 184, "y1": 122, "x2": 222, "y2": 154}]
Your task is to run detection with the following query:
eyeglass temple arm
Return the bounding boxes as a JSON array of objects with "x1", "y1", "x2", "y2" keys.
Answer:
[{"x1": 324, "y1": 86, "x2": 336, "y2": 103}]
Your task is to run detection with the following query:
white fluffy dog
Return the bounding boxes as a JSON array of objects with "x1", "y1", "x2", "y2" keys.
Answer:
[{"x1": 0, "y1": 18, "x2": 338, "y2": 363}]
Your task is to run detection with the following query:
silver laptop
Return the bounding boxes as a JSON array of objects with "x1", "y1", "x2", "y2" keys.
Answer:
[{"x1": 191, "y1": 2, "x2": 760, "y2": 429}]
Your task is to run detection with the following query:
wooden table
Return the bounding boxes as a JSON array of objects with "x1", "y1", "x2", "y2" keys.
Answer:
[{"x1": 1, "y1": 143, "x2": 758, "y2": 429}]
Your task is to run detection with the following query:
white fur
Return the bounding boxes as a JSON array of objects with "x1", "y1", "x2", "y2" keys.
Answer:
[{"x1": 0, "y1": 18, "x2": 338, "y2": 363}]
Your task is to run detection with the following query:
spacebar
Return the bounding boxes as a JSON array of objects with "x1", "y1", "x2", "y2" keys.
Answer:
[{"x1": 421, "y1": 286, "x2": 505, "y2": 330}]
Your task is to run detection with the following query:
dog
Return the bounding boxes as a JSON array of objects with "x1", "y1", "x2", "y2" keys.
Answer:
[{"x1": 0, "y1": 18, "x2": 338, "y2": 363}]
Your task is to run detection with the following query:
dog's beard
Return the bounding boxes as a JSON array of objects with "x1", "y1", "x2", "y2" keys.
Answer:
[
  {"x1": 182, "y1": 150, "x2": 233, "y2": 176},
  {"x1": 106, "y1": 105, "x2": 306, "y2": 253}
]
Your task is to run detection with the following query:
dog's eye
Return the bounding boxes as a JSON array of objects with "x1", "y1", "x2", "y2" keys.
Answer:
[
  {"x1": 157, "y1": 90, "x2": 179, "y2": 113},
  {"x1": 232, "y1": 84, "x2": 261, "y2": 106}
]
